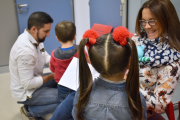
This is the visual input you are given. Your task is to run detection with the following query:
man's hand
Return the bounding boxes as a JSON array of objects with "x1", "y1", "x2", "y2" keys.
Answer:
[{"x1": 42, "y1": 73, "x2": 55, "y2": 84}]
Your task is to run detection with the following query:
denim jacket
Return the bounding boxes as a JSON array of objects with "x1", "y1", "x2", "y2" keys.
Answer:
[{"x1": 72, "y1": 77, "x2": 147, "y2": 120}]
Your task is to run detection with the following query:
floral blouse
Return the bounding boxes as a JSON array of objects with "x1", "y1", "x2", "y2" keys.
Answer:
[{"x1": 132, "y1": 35, "x2": 180, "y2": 113}]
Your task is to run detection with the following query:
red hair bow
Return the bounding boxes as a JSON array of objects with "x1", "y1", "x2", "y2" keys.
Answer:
[
  {"x1": 113, "y1": 26, "x2": 129, "y2": 46},
  {"x1": 83, "y1": 29, "x2": 99, "y2": 47}
]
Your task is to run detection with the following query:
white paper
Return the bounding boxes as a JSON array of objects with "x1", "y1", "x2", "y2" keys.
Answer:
[{"x1": 58, "y1": 57, "x2": 99, "y2": 91}]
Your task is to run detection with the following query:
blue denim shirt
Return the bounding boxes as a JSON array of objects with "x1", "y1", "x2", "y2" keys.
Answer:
[{"x1": 72, "y1": 77, "x2": 147, "y2": 120}]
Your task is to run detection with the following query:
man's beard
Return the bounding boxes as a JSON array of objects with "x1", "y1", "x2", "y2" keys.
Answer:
[{"x1": 37, "y1": 31, "x2": 45, "y2": 43}]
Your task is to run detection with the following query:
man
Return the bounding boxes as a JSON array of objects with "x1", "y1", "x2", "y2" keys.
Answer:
[{"x1": 9, "y1": 12, "x2": 59, "y2": 120}]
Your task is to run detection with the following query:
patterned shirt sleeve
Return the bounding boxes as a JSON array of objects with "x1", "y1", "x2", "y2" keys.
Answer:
[{"x1": 140, "y1": 60, "x2": 180, "y2": 113}]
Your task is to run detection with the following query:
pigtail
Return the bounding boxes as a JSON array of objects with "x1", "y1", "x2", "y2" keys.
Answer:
[
  {"x1": 76, "y1": 38, "x2": 93, "y2": 120},
  {"x1": 113, "y1": 26, "x2": 143, "y2": 119},
  {"x1": 126, "y1": 38, "x2": 143, "y2": 120}
]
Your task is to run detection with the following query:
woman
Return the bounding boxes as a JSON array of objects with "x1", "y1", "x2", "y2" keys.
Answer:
[{"x1": 133, "y1": 0, "x2": 180, "y2": 118}]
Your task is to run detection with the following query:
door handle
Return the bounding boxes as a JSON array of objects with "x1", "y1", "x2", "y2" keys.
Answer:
[{"x1": 18, "y1": 4, "x2": 28, "y2": 8}]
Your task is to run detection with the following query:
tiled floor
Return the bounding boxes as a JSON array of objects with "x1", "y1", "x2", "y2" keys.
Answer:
[
  {"x1": 0, "y1": 68, "x2": 52, "y2": 120},
  {"x1": 0, "y1": 68, "x2": 180, "y2": 120}
]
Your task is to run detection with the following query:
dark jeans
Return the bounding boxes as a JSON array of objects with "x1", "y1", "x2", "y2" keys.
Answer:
[
  {"x1": 57, "y1": 85, "x2": 75, "y2": 104},
  {"x1": 18, "y1": 74, "x2": 59, "y2": 117},
  {"x1": 50, "y1": 91, "x2": 75, "y2": 120}
]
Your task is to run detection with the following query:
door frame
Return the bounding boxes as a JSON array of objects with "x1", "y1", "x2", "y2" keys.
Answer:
[{"x1": 122, "y1": 0, "x2": 128, "y2": 28}]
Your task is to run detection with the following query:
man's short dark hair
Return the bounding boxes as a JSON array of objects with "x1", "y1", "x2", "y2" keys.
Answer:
[
  {"x1": 55, "y1": 21, "x2": 76, "y2": 43},
  {"x1": 28, "y1": 12, "x2": 53, "y2": 30}
]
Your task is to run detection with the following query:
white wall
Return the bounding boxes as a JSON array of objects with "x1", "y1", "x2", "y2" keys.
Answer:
[
  {"x1": 74, "y1": 0, "x2": 90, "y2": 44},
  {"x1": 171, "y1": 0, "x2": 180, "y2": 20},
  {"x1": 128, "y1": 0, "x2": 142, "y2": 33}
]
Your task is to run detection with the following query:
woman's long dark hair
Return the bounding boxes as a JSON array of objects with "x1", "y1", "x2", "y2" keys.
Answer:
[
  {"x1": 135, "y1": 0, "x2": 180, "y2": 52},
  {"x1": 76, "y1": 34, "x2": 143, "y2": 120}
]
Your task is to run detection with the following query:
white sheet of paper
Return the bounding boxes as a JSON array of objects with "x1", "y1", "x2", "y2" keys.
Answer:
[{"x1": 58, "y1": 57, "x2": 99, "y2": 91}]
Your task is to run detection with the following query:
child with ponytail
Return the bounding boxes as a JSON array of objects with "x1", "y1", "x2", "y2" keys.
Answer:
[
  {"x1": 50, "y1": 26, "x2": 147, "y2": 120},
  {"x1": 72, "y1": 26, "x2": 147, "y2": 120}
]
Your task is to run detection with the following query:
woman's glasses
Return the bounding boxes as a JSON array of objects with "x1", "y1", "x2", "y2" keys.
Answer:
[{"x1": 139, "y1": 20, "x2": 157, "y2": 26}]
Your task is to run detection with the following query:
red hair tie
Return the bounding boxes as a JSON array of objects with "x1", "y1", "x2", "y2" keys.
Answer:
[
  {"x1": 83, "y1": 29, "x2": 99, "y2": 47},
  {"x1": 113, "y1": 26, "x2": 129, "y2": 46}
]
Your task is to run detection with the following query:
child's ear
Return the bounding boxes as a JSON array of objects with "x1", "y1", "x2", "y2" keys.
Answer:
[
  {"x1": 73, "y1": 34, "x2": 77, "y2": 40},
  {"x1": 56, "y1": 36, "x2": 61, "y2": 42}
]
